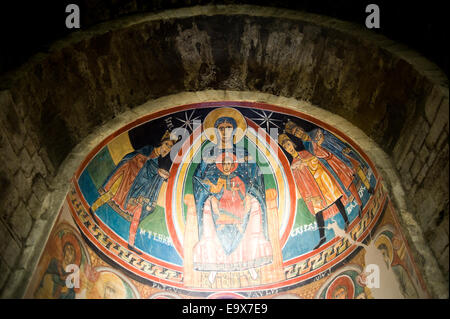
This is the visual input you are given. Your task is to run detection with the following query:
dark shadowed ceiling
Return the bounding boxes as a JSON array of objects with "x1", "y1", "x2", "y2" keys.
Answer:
[{"x1": 0, "y1": 0, "x2": 448, "y2": 77}]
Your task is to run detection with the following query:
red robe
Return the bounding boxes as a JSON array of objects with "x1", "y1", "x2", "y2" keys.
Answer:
[
  {"x1": 102, "y1": 150, "x2": 159, "y2": 246},
  {"x1": 291, "y1": 152, "x2": 344, "y2": 220},
  {"x1": 215, "y1": 175, "x2": 246, "y2": 224},
  {"x1": 103, "y1": 154, "x2": 148, "y2": 210},
  {"x1": 312, "y1": 142, "x2": 362, "y2": 206}
]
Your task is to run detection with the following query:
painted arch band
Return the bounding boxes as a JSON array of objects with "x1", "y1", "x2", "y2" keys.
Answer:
[{"x1": 60, "y1": 101, "x2": 425, "y2": 297}]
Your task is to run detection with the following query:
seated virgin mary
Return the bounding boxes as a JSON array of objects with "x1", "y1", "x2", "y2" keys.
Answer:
[
  {"x1": 191, "y1": 108, "x2": 273, "y2": 281},
  {"x1": 203, "y1": 152, "x2": 248, "y2": 229}
]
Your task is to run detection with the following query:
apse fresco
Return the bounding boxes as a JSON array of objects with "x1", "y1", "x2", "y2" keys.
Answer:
[{"x1": 25, "y1": 102, "x2": 429, "y2": 299}]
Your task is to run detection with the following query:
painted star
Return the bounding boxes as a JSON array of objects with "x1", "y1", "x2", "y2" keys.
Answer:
[
  {"x1": 250, "y1": 110, "x2": 283, "y2": 131},
  {"x1": 175, "y1": 110, "x2": 201, "y2": 132}
]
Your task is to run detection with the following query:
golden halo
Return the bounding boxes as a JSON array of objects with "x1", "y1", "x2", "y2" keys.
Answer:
[
  {"x1": 88, "y1": 271, "x2": 127, "y2": 299},
  {"x1": 202, "y1": 107, "x2": 247, "y2": 144},
  {"x1": 60, "y1": 232, "x2": 82, "y2": 267},
  {"x1": 326, "y1": 275, "x2": 355, "y2": 299},
  {"x1": 375, "y1": 234, "x2": 394, "y2": 265},
  {"x1": 278, "y1": 133, "x2": 291, "y2": 145}
]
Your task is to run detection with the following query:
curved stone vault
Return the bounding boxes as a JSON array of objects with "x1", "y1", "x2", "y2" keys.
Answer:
[{"x1": 0, "y1": 5, "x2": 448, "y2": 298}]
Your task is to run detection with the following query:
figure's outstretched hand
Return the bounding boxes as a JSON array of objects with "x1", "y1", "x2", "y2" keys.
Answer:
[
  {"x1": 291, "y1": 160, "x2": 306, "y2": 170},
  {"x1": 203, "y1": 179, "x2": 213, "y2": 186},
  {"x1": 316, "y1": 131, "x2": 324, "y2": 145},
  {"x1": 204, "y1": 179, "x2": 223, "y2": 193},
  {"x1": 158, "y1": 168, "x2": 170, "y2": 180},
  {"x1": 343, "y1": 147, "x2": 351, "y2": 154}
]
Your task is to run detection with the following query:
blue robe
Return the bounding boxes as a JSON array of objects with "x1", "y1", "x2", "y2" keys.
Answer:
[
  {"x1": 101, "y1": 145, "x2": 165, "y2": 220},
  {"x1": 192, "y1": 143, "x2": 269, "y2": 255},
  {"x1": 307, "y1": 129, "x2": 367, "y2": 170}
]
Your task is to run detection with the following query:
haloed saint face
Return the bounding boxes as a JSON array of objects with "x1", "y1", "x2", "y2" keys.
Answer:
[
  {"x1": 314, "y1": 130, "x2": 324, "y2": 143},
  {"x1": 63, "y1": 243, "x2": 76, "y2": 266},
  {"x1": 222, "y1": 157, "x2": 234, "y2": 174},
  {"x1": 378, "y1": 245, "x2": 391, "y2": 268},
  {"x1": 292, "y1": 126, "x2": 308, "y2": 140},
  {"x1": 333, "y1": 286, "x2": 348, "y2": 299},
  {"x1": 217, "y1": 121, "x2": 234, "y2": 144},
  {"x1": 282, "y1": 140, "x2": 297, "y2": 157},
  {"x1": 160, "y1": 140, "x2": 174, "y2": 157},
  {"x1": 103, "y1": 282, "x2": 118, "y2": 299}
]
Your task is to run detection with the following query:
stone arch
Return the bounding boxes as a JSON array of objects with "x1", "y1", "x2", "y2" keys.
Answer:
[{"x1": 0, "y1": 5, "x2": 447, "y2": 298}]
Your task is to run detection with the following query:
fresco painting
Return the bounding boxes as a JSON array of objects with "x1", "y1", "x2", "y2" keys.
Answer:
[{"x1": 25, "y1": 102, "x2": 429, "y2": 298}]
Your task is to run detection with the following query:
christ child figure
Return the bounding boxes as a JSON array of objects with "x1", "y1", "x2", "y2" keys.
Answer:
[{"x1": 203, "y1": 152, "x2": 249, "y2": 231}]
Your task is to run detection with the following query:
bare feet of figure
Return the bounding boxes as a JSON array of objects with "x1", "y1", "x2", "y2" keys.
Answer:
[
  {"x1": 249, "y1": 268, "x2": 258, "y2": 280},
  {"x1": 209, "y1": 271, "x2": 217, "y2": 284}
]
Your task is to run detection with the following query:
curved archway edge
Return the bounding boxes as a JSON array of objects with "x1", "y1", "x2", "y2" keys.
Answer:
[{"x1": 0, "y1": 6, "x2": 447, "y2": 298}]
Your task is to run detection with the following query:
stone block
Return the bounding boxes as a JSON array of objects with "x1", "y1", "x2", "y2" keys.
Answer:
[
  {"x1": 393, "y1": 128, "x2": 415, "y2": 167},
  {"x1": 23, "y1": 116, "x2": 41, "y2": 147},
  {"x1": 427, "y1": 150, "x2": 438, "y2": 167},
  {"x1": 0, "y1": 90, "x2": 13, "y2": 108},
  {"x1": 418, "y1": 144, "x2": 430, "y2": 164},
  {"x1": 400, "y1": 150, "x2": 415, "y2": 175},
  {"x1": 25, "y1": 219, "x2": 48, "y2": 248},
  {"x1": 0, "y1": 91, "x2": 18, "y2": 125},
  {"x1": 430, "y1": 225, "x2": 449, "y2": 257},
  {"x1": 0, "y1": 111, "x2": 26, "y2": 157},
  {"x1": 0, "y1": 257, "x2": 11, "y2": 291},
  {"x1": 0, "y1": 269, "x2": 25, "y2": 298},
  {"x1": 8, "y1": 202, "x2": 33, "y2": 240},
  {"x1": 0, "y1": 220, "x2": 10, "y2": 254},
  {"x1": 23, "y1": 135, "x2": 37, "y2": 157},
  {"x1": 31, "y1": 152, "x2": 48, "y2": 178},
  {"x1": 410, "y1": 156, "x2": 423, "y2": 179},
  {"x1": 31, "y1": 174, "x2": 48, "y2": 202},
  {"x1": 17, "y1": 245, "x2": 35, "y2": 270},
  {"x1": 401, "y1": 171, "x2": 413, "y2": 191},
  {"x1": 0, "y1": 126, "x2": 20, "y2": 175},
  {"x1": 438, "y1": 246, "x2": 449, "y2": 275},
  {"x1": 18, "y1": 148, "x2": 33, "y2": 178},
  {"x1": 415, "y1": 163, "x2": 429, "y2": 185},
  {"x1": 12, "y1": 97, "x2": 29, "y2": 124},
  {"x1": 412, "y1": 117, "x2": 430, "y2": 153},
  {"x1": 37, "y1": 149, "x2": 55, "y2": 177},
  {"x1": 424, "y1": 85, "x2": 444, "y2": 124},
  {"x1": 2, "y1": 236, "x2": 21, "y2": 269},
  {"x1": 26, "y1": 193, "x2": 41, "y2": 220},
  {"x1": 426, "y1": 98, "x2": 449, "y2": 149},
  {"x1": 442, "y1": 213, "x2": 449, "y2": 236},
  {"x1": 436, "y1": 131, "x2": 449, "y2": 152},
  {"x1": 410, "y1": 184, "x2": 418, "y2": 197},
  {"x1": 13, "y1": 170, "x2": 33, "y2": 199},
  {"x1": 0, "y1": 183, "x2": 19, "y2": 222},
  {"x1": 416, "y1": 195, "x2": 437, "y2": 228},
  {"x1": 440, "y1": 143, "x2": 449, "y2": 162}
]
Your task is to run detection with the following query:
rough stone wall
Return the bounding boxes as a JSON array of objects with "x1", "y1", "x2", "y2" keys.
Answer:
[
  {"x1": 0, "y1": 6, "x2": 448, "y2": 297},
  {"x1": 0, "y1": 90, "x2": 56, "y2": 294},
  {"x1": 392, "y1": 85, "x2": 449, "y2": 282}
]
